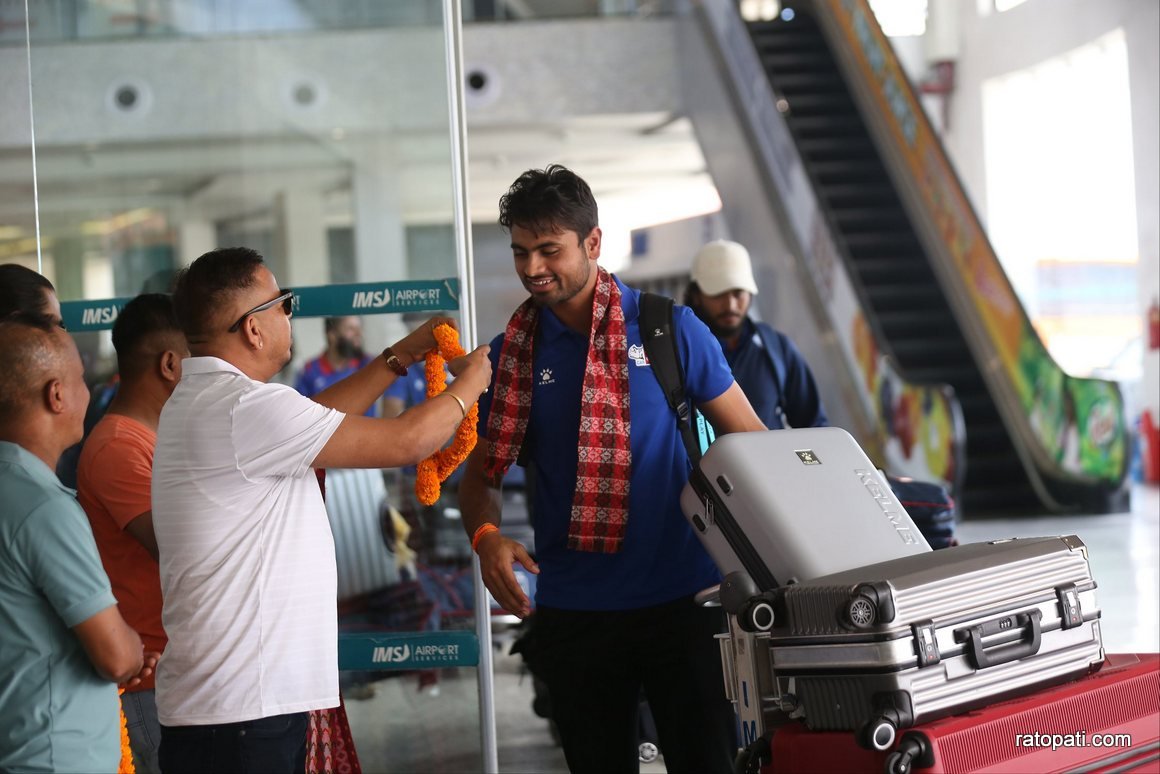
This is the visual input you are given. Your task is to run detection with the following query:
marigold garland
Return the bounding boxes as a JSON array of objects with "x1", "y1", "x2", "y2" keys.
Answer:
[
  {"x1": 118, "y1": 688, "x2": 135, "y2": 774},
  {"x1": 415, "y1": 325, "x2": 479, "y2": 506}
]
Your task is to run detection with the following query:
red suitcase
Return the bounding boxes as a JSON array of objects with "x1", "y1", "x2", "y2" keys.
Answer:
[{"x1": 766, "y1": 653, "x2": 1160, "y2": 774}]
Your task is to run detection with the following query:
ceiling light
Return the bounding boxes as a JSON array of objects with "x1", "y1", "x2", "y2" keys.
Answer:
[{"x1": 740, "y1": 0, "x2": 780, "y2": 22}]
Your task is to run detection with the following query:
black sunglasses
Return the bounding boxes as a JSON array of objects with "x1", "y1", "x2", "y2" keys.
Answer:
[{"x1": 228, "y1": 289, "x2": 294, "y2": 333}]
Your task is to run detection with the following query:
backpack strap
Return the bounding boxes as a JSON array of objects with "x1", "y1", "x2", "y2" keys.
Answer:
[
  {"x1": 753, "y1": 321, "x2": 788, "y2": 427},
  {"x1": 640, "y1": 292, "x2": 705, "y2": 465}
]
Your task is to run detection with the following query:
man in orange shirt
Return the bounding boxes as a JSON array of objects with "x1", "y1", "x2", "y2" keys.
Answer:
[{"x1": 78, "y1": 293, "x2": 188, "y2": 774}]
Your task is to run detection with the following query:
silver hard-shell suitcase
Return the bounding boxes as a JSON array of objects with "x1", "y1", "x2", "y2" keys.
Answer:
[
  {"x1": 680, "y1": 428, "x2": 930, "y2": 590},
  {"x1": 766, "y1": 535, "x2": 1104, "y2": 750}
]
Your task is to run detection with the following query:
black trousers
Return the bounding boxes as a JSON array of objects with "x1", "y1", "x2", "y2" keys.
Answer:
[
  {"x1": 159, "y1": 711, "x2": 308, "y2": 774},
  {"x1": 531, "y1": 597, "x2": 736, "y2": 774}
]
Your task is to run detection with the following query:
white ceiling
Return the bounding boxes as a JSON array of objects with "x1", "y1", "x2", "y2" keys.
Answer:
[{"x1": 0, "y1": 110, "x2": 718, "y2": 264}]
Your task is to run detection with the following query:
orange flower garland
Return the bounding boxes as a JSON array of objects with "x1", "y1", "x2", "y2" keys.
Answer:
[
  {"x1": 415, "y1": 325, "x2": 479, "y2": 506},
  {"x1": 118, "y1": 689, "x2": 135, "y2": 774}
]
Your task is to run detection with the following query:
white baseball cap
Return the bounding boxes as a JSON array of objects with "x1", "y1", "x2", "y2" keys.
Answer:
[{"x1": 691, "y1": 240, "x2": 759, "y2": 296}]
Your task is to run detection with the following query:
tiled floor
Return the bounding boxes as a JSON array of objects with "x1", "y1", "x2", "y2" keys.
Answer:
[{"x1": 343, "y1": 483, "x2": 1160, "y2": 773}]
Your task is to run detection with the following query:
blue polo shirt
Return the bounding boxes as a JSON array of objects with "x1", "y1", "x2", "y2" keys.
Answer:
[
  {"x1": 385, "y1": 362, "x2": 429, "y2": 411},
  {"x1": 0, "y1": 442, "x2": 120, "y2": 773},
  {"x1": 294, "y1": 353, "x2": 381, "y2": 417},
  {"x1": 724, "y1": 319, "x2": 828, "y2": 430},
  {"x1": 477, "y1": 278, "x2": 733, "y2": 611}
]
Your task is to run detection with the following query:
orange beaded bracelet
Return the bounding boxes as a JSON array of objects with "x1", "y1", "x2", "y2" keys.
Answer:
[{"x1": 472, "y1": 523, "x2": 500, "y2": 553}]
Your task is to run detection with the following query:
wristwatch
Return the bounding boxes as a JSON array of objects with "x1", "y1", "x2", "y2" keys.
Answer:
[{"x1": 382, "y1": 347, "x2": 408, "y2": 376}]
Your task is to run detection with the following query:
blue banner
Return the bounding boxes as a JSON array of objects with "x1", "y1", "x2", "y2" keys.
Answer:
[
  {"x1": 338, "y1": 631, "x2": 479, "y2": 672},
  {"x1": 59, "y1": 278, "x2": 461, "y2": 332}
]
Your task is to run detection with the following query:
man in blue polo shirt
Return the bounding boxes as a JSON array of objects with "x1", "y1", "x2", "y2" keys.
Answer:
[
  {"x1": 459, "y1": 165, "x2": 765, "y2": 774},
  {"x1": 0, "y1": 316, "x2": 155, "y2": 772},
  {"x1": 295, "y1": 316, "x2": 384, "y2": 417},
  {"x1": 684, "y1": 240, "x2": 828, "y2": 430}
]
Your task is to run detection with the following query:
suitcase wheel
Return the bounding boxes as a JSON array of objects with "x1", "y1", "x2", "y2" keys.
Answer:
[
  {"x1": 858, "y1": 716, "x2": 897, "y2": 751},
  {"x1": 745, "y1": 600, "x2": 776, "y2": 631},
  {"x1": 846, "y1": 594, "x2": 878, "y2": 629},
  {"x1": 884, "y1": 751, "x2": 910, "y2": 774},
  {"x1": 884, "y1": 732, "x2": 934, "y2": 774}
]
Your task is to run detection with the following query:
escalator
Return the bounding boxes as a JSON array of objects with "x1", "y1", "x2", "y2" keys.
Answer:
[{"x1": 684, "y1": 0, "x2": 1129, "y2": 515}]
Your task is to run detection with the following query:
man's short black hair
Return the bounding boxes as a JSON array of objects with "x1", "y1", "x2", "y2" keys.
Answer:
[
  {"x1": 0, "y1": 264, "x2": 56, "y2": 319},
  {"x1": 112, "y1": 293, "x2": 182, "y2": 374},
  {"x1": 173, "y1": 247, "x2": 265, "y2": 339},
  {"x1": 498, "y1": 164, "x2": 598, "y2": 242},
  {"x1": 682, "y1": 282, "x2": 702, "y2": 309},
  {"x1": 682, "y1": 281, "x2": 718, "y2": 332}
]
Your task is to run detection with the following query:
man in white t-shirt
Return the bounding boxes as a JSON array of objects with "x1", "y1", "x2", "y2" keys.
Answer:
[{"x1": 152, "y1": 247, "x2": 491, "y2": 774}]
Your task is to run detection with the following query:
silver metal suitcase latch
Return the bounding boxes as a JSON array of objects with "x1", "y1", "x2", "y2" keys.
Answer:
[
  {"x1": 1056, "y1": 583, "x2": 1083, "y2": 629},
  {"x1": 912, "y1": 620, "x2": 940, "y2": 667}
]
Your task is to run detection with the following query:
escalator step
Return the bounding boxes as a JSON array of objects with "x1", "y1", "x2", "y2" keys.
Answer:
[
  {"x1": 786, "y1": 116, "x2": 868, "y2": 138},
  {"x1": 776, "y1": 94, "x2": 858, "y2": 114},
  {"x1": 967, "y1": 429, "x2": 1018, "y2": 456},
  {"x1": 748, "y1": 21, "x2": 822, "y2": 41},
  {"x1": 888, "y1": 337, "x2": 971, "y2": 359},
  {"x1": 957, "y1": 393, "x2": 999, "y2": 417},
  {"x1": 854, "y1": 256, "x2": 935, "y2": 275},
  {"x1": 822, "y1": 184, "x2": 899, "y2": 208},
  {"x1": 785, "y1": 111, "x2": 863, "y2": 130},
  {"x1": 906, "y1": 365, "x2": 981, "y2": 384},
  {"x1": 839, "y1": 230, "x2": 917, "y2": 247},
  {"x1": 765, "y1": 73, "x2": 849, "y2": 95},
  {"x1": 831, "y1": 209, "x2": 912, "y2": 232},
  {"x1": 810, "y1": 160, "x2": 886, "y2": 182},
  {"x1": 875, "y1": 309, "x2": 959, "y2": 332},
  {"x1": 758, "y1": 51, "x2": 834, "y2": 72},
  {"x1": 865, "y1": 281, "x2": 946, "y2": 300},
  {"x1": 797, "y1": 136, "x2": 877, "y2": 156},
  {"x1": 879, "y1": 324, "x2": 962, "y2": 346}
]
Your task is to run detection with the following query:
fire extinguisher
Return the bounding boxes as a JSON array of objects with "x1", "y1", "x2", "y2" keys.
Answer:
[{"x1": 1149, "y1": 297, "x2": 1160, "y2": 351}]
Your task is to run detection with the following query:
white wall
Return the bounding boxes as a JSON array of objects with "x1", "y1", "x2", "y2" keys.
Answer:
[{"x1": 945, "y1": 0, "x2": 1159, "y2": 417}]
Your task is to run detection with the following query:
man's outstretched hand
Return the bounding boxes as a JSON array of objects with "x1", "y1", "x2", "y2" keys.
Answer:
[{"x1": 475, "y1": 532, "x2": 539, "y2": 619}]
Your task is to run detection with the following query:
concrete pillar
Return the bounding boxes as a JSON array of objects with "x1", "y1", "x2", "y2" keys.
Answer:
[
  {"x1": 51, "y1": 236, "x2": 86, "y2": 301},
  {"x1": 177, "y1": 220, "x2": 216, "y2": 268},
  {"x1": 273, "y1": 187, "x2": 329, "y2": 375},
  {"x1": 351, "y1": 140, "x2": 409, "y2": 353}
]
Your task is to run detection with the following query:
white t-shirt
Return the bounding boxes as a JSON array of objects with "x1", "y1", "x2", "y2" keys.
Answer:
[{"x1": 152, "y1": 357, "x2": 345, "y2": 726}]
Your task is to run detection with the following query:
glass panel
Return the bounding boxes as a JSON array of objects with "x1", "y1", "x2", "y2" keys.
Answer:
[{"x1": 16, "y1": 2, "x2": 488, "y2": 771}]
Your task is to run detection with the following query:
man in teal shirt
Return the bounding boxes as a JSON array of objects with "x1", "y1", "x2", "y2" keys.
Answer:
[{"x1": 0, "y1": 315, "x2": 155, "y2": 773}]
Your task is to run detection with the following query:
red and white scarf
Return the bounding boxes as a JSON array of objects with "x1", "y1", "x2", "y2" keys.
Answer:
[{"x1": 485, "y1": 268, "x2": 632, "y2": 553}]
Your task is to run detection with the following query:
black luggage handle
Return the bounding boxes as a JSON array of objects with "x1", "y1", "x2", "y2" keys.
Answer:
[{"x1": 954, "y1": 609, "x2": 1042, "y2": 670}]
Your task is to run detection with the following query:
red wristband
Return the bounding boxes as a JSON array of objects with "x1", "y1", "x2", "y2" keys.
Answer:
[{"x1": 472, "y1": 523, "x2": 499, "y2": 553}]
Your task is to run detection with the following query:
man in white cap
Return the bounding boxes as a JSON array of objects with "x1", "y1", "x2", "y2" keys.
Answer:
[{"x1": 685, "y1": 239, "x2": 828, "y2": 429}]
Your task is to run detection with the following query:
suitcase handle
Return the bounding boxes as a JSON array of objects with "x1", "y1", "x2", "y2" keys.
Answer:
[{"x1": 955, "y1": 609, "x2": 1042, "y2": 669}]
